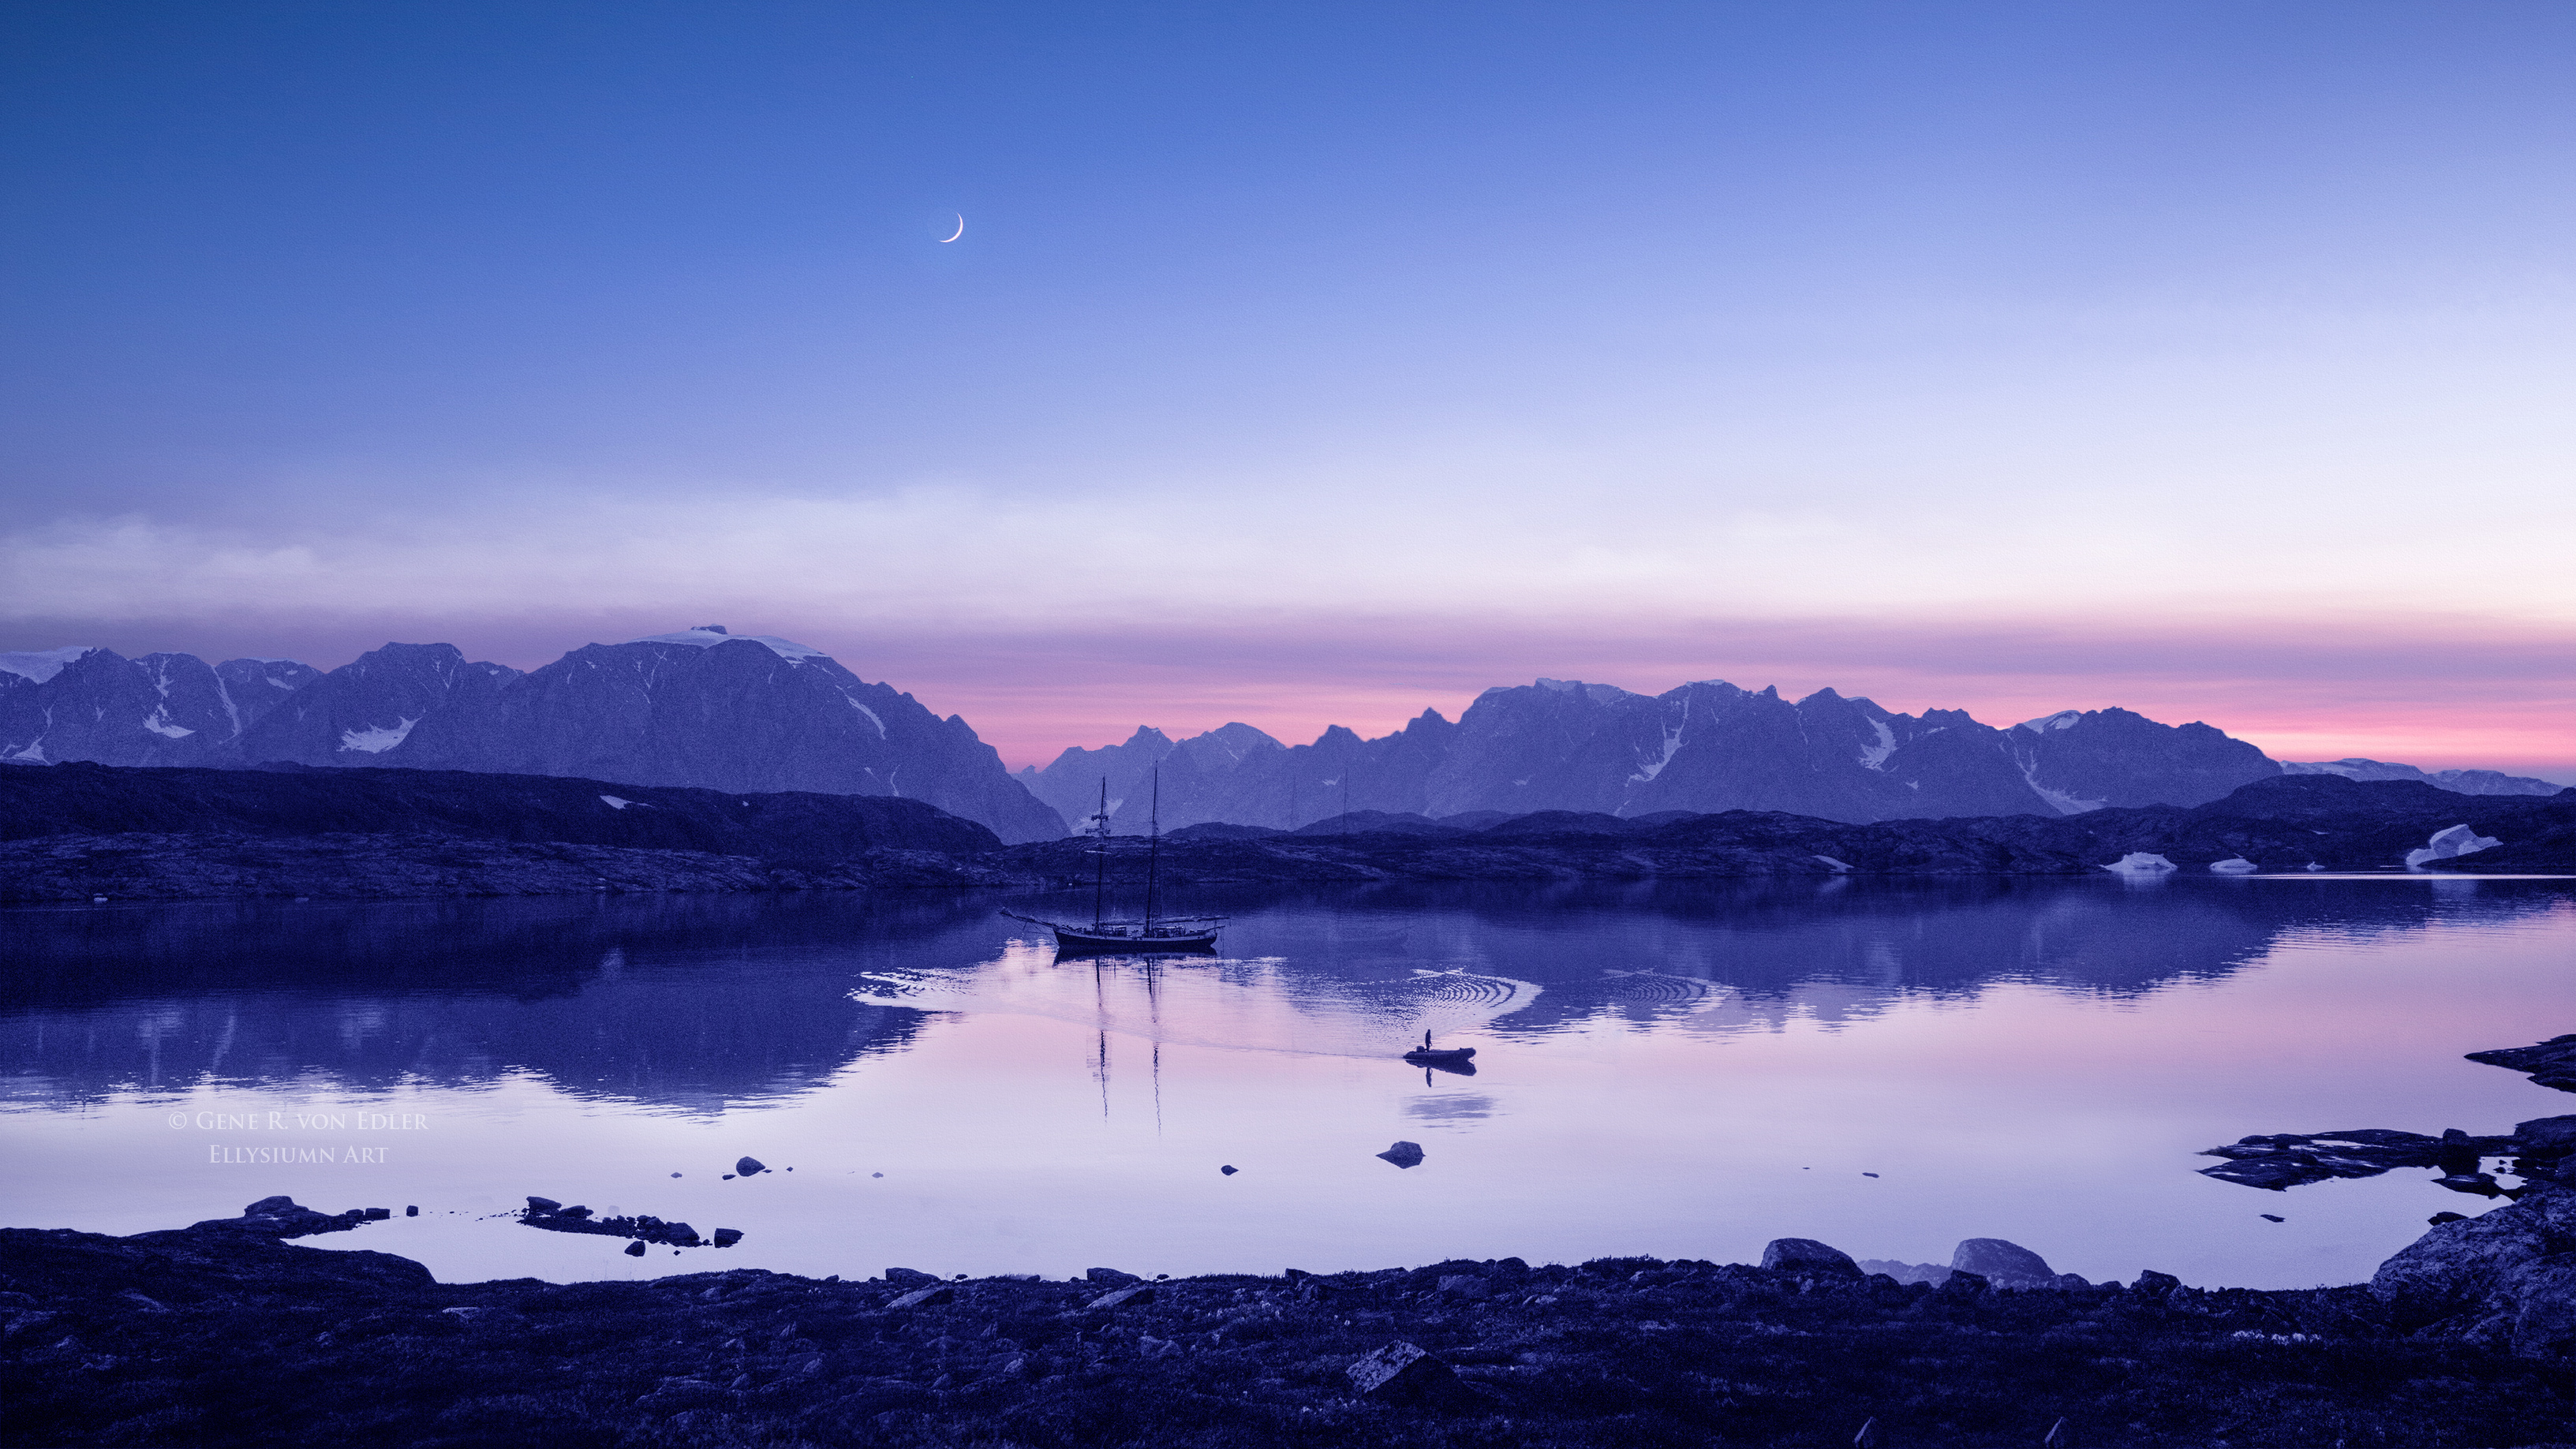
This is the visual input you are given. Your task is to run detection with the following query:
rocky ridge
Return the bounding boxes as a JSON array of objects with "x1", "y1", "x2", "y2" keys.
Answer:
[{"x1": 6, "y1": 770, "x2": 2569, "y2": 902}]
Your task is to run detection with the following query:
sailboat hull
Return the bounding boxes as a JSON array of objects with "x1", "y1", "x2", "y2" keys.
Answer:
[{"x1": 1049, "y1": 924, "x2": 1220, "y2": 954}]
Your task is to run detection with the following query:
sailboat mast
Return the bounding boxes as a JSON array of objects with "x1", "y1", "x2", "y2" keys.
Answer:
[
  {"x1": 1144, "y1": 767, "x2": 1161, "y2": 928},
  {"x1": 1091, "y1": 777, "x2": 1109, "y2": 930}
]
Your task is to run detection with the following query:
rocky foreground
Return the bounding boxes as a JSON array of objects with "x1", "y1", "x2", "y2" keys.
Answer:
[{"x1": 8, "y1": 1190, "x2": 2576, "y2": 1449}]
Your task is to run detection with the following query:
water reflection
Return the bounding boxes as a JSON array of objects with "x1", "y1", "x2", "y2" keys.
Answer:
[
  {"x1": 2, "y1": 878, "x2": 2559, "y2": 1115},
  {"x1": 3, "y1": 877, "x2": 2572, "y2": 1288}
]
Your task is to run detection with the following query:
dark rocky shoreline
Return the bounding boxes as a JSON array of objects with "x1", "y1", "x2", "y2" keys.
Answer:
[{"x1": 8, "y1": 1194, "x2": 2576, "y2": 1449}]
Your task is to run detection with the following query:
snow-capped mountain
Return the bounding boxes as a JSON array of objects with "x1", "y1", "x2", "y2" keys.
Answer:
[
  {"x1": 1, "y1": 629, "x2": 1064, "y2": 842},
  {"x1": 2278, "y1": 757, "x2": 2562, "y2": 796},
  {"x1": 387, "y1": 627, "x2": 1064, "y2": 842},
  {"x1": 12, "y1": 633, "x2": 2556, "y2": 841},
  {"x1": 1, "y1": 646, "x2": 323, "y2": 766},
  {"x1": 232, "y1": 642, "x2": 523, "y2": 765},
  {"x1": 1019, "y1": 678, "x2": 2519, "y2": 830}
]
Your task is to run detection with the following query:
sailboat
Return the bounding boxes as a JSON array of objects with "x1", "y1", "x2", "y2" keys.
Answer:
[{"x1": 1004, "y1": 770, "x2": 1224, "y2": 954}]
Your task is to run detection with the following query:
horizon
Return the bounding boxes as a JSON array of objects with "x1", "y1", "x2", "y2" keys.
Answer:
[
  {"x1": 6, "y1": 4, "x2": 2570, "y2": 782},
  {"x1": 7, "y1": 623, "x2": 2567, "y2": 786}
]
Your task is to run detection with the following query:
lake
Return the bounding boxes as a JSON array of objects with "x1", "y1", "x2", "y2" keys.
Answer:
[{"x1": 2, "y1": 876, "x2": 2568, "y2": 1290}]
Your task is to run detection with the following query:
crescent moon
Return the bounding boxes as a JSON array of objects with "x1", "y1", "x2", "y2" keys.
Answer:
[{"x1": 939, "y1": 214, "x2": 964, "y2": 244}]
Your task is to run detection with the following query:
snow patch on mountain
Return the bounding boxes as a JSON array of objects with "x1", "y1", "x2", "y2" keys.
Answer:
[
  {"x1": 626, "y1": 626, "x2": 828, "y2": 663},
  {"x1": 844, "y1": 696, "x2": 887, "y2": 738},
  {"x1": 2013, "y1": 751, "x2": 2107, "y2": 815},
  {"x1": 1857, "y1": 718, "x2": 1897, "y2": 771},
  {"x1": 2017, "y1": 711, "x2": 2082, "y2": 733},
  {"x1": 1631, "y1": 701, "x2": 1688, "y2": 783},
  {"x1": 339, "y1": 718, "x2": 420, "y2": 753},
  {"x1": 141, "y1": 710, "x2": 194, "y2": 740},
  {"x1": 0, "y1": 646, "x2": 95, "y2": 684}
]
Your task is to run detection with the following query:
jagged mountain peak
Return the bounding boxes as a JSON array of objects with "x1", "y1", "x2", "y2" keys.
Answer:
[
  {"x1": 1546, "y1": 678, "x2": 1643, "y2": 705},
  {"x1": 623, "y1": 627, "x2": 830, "y2": 663},
  {"x1": 0, "y1": 645, "x2": 100, "y2": 684}
]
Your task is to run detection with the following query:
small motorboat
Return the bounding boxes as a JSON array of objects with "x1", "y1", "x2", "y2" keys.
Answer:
[{"x1": 1401, "y1": 1031, "x2": 1476, "y2": 1066}]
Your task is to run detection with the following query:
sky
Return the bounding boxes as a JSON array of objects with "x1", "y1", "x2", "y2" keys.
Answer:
[{"x1": 3, "y1": 2, "x2": 2571, "y2": 777}]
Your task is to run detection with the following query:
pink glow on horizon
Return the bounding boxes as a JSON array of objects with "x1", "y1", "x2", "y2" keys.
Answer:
[{"x1": 9, "y1": 609, "x2": 2569, "y2": 783}]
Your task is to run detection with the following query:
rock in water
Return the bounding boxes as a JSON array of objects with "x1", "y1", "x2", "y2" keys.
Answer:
[
  {"x1": 2467, "y1": 1033, "x2": 2576, "y2": 1092},
  {"x1": 623, "y1": 1241, "x2": 646, "y2": 1257},
  {"x1": 1951, "y1": 1238, "x2": 2054, "y2": 1282},
  {"x1": 1346, "y1": 1339, "x2": 1467, "y2": 1405},
  {"x1": 1377, "y1": 1141, "x2": 1426, "y2": 1168},
  {"x1": 735, "y1": 1156, "x2": 766, "y2": 1176},
  {"x1": 1762, "y1": 1238, "x2": 1862, "y2": 1277}
]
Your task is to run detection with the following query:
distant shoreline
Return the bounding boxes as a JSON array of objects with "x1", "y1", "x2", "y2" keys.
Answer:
[{"x1": 3, "y1": 761, "x2": 2571, "y2": 903}]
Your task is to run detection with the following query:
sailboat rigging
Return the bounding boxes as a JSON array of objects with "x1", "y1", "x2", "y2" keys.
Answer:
[{"x1": 1004, "y1": 767, "x2": 1224, "y2": 954}]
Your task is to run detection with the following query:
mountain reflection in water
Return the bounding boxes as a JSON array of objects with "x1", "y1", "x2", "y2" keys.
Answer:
[{"x1": 1, "y1": 877, "x2": 2568, "y2": 1289}]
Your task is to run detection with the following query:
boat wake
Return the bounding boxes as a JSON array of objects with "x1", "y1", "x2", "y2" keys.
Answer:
[{"x1": 849, "y1": 948, "x2": 1541, "y2": 1059}]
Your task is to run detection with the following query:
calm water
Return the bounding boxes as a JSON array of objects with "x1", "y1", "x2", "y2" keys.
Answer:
[{"x1": 2, "y1": 877, "x2": 2570, "y2": 1290}]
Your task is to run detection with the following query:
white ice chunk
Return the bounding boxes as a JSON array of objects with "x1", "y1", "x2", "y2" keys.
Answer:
[
  {"x1": 2405, "y1": 823, "x2": 2500, "y2": 869},
  {"x1": 600, "y1": 794, "x2": 637, "y2": 811},
  {"x1": 2209, "y1": 857, "x2": 2259, "y2": 873},
  {"x1": 2103, "y1": 853, "x2": 2178, "y2": 875},
  {"x1": 338, "y1": 717, "x2": 419, "y2": 753},
  {"x1": 626, "y1": 628, "x2": 828, "y2": 663},
  {"x1": 1813, "y1": 855, "x2": 1853, "y2": 872},
  {"x1": 0, "y1": 645, "x2": 95, "y2": 684}
]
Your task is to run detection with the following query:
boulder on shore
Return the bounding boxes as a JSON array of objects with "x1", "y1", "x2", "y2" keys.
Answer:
[
  {"x1": 1760, "y1": 1238, "x2": 1860, "y2": 1277},
  {"x1": 2372, "y1": 1183, "x2": 2576, "y2": 1358},
  {"x1": 1951, "y1": 1238, "x2": 2054, "y2": 1284}
]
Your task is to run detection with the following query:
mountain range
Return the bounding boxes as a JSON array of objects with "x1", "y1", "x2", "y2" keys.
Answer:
[
  {"x1": 0, "y1": 629, "x2": 1063, "y2": 842},
  {"x1": 1015, "y1": 677, "x2": 2564, "y2": 832},
  {"x1": 6, "y1": 638, "x2": 2559, "y2": 844}
]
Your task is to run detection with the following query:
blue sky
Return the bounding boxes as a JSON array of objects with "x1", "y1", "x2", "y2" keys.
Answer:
[{"x1": 5, "y1": 2, "x2": 2571, "y2": 771}]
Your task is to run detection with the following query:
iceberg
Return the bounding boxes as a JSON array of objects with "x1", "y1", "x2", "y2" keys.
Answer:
[
  {"x1": 2209, "y1": 857, "x2": 2259, "y2": 873},
  {"x1": 2103, "y1": 852, "x2": 2178, "y2": 875},
  {"x1": 2405, "y1": 823, "x2": 2500, "y2": 870}
]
